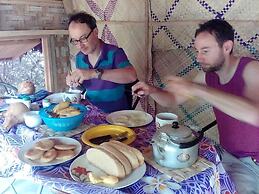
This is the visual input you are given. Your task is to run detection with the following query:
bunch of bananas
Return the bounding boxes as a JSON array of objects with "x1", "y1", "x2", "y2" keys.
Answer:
[{"x1": 52, "y1": 102, "x2": 81, "y2": 117}]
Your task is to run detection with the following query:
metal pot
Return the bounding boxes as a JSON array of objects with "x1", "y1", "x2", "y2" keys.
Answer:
[{"x1": 151, "y1": 121, "x2": 203, "y2": 169}]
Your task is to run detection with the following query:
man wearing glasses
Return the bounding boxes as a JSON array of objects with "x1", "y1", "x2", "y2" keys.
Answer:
[{"x1": 66, "y1": 12, "x2": 137, "y2": 113}]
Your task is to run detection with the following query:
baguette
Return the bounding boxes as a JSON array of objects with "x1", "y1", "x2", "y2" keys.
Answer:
[
  {"x1": 110, "y1": 140, "x2": 144, "y2": 165},
  {"x1": 100, "y1": 142, "x2": 132, "y2": 175},
  {"x1": 130, "y1": 147, "x2": 145, "y2": 165},
  {"x1": 107, "y1": 141, "x2": 139, "y2": 169},
  {"x1": 86, "y1": 147, "x2": 125, "y2": 178}
]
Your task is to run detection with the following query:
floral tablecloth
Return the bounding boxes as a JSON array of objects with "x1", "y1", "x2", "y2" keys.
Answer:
[{"x1": 0, "y1": 104, "x2": 237, "y2": 194}]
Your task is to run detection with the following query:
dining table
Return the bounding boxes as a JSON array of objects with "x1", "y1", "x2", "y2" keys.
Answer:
[{"x1": 0, "y1": 100, "x2": 237, "y2": 194}]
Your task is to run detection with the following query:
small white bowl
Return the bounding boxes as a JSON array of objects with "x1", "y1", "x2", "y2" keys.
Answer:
[{"x1": 23, "y1": 111, "x2": 42, "y2": 128}]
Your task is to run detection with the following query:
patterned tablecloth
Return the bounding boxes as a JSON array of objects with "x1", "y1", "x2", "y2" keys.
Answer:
[{"x1": 0, "y1": 104, "x2": 237, "y2": 194}]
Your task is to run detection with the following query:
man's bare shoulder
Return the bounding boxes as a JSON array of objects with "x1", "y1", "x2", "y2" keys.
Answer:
[
  {"x1": 242, "y1": 59, "x2": 259, "y2": 85},
  {"x1": 243, "y1": 59, "x2": 259, "y2": 76}
]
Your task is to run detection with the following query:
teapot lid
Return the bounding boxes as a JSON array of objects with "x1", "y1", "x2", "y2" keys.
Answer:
[{"x1": 159, "y1": 122, "x2": 195, "y2": 143}]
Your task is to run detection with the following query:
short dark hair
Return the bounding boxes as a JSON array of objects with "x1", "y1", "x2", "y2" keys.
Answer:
[
  {"x1": 68, "y1": 12, "x2": 97, "y2": 30},
  {"x1": 195, "y1": 19, "x2": 234, "y2": 47}
]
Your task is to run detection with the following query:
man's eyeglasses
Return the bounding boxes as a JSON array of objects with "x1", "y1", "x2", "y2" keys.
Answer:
[{"x1": 70, "y1": 29, "x2": 94, "y2": 45}]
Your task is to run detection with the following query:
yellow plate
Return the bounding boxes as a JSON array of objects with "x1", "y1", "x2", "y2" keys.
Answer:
[{"x1": 81, "y1": 124, "x2": 136, "y2": 147}]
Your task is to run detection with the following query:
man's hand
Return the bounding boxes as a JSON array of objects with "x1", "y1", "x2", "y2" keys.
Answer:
[
  {"x1": 164, "y1": 76, "x2": 195, "y2": 99},
  {"x1": 66, "y1": 69, "x2": 96, "y2": 87},
  {"x1": 132, "y1": 81, "x2": 156, "y2": 97}
]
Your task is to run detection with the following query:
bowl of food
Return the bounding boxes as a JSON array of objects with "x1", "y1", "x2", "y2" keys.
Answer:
[{"x1": 39, "y1": 102, "x2": 88, "y2": 132}]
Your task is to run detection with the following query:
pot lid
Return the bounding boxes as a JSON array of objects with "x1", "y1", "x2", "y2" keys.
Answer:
[{"x1": 159, "y1": 122, "x2": 194, "y2": 142}]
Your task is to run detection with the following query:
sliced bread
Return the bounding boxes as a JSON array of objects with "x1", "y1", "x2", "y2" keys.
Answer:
[
  {"x1": 86, "y1": 147, "x2": 126, "y2": 178},
  {"x1": 110, "y1": 140, "x2": 145, "y2": 165},
  {"x1": 100, "y1": 142, "x2": 132, "y2": 175},
  {"x1": 107, "y1": 141, "x2": 139, "y2": 169}
]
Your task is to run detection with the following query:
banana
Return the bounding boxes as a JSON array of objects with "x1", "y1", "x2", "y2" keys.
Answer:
[
  {"x1": 56, "y1": 106, "x2": 77, "y2": 115},
  {"x1": 59, "y1": 110, "x2": 81, "y2": 117},
  {"x1": 53, "y1": 102, "x2": 70, "y2": 113}
]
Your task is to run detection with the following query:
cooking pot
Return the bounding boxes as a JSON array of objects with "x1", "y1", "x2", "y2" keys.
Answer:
[{"x1": 151, "y1": 121, "x2": 204, "y2": 169}]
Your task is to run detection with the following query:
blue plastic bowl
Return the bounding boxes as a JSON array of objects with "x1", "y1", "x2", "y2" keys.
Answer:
[{"x1": 39, "y1": 103, "x2": 88, "y2": 132}]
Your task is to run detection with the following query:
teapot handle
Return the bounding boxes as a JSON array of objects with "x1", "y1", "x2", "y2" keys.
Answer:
[
  {"x1": 178, "y1": 130, "x2": 204, "y2": 149},
  {"x1": 178, "y1": 120, "x2": 217, "y2": 149}
]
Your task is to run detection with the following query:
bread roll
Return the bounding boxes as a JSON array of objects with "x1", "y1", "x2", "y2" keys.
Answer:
[
  {"x1": 86, "y1": 147, "x2": 125, "y2": 178},
  {"x1": 24, "y1": 148, "x2": 44, "y2": 160},
  {"x1": 56, "y1": 149, "x2": 75, "y2": 160},
  {"x1": 110, "y1": 140, "x2": 144, "y2": 165},
  {"x1": 54, "y1": 144, "x2": 76, "y2": 150},
  {"x1": 100, "y1": 142, "x2": 132, "y2": 175},
  {"x1": 18, "y1": 81, "x2": 35, "y2": 95},
  {"x1": 35, "y1": 139, "x2": 54, "y2": 151},
  {"x1": 107, "y1": 141, "x2": 139, "y2": 169},
  {"x1": 40, "y1": 148, "x2": 57, "y2": 163}
]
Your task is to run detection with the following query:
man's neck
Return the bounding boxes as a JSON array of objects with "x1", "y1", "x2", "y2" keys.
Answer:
[
  {"x1": 216, "y1": 55, "x2": 240, "y2": 84},
  {"x1": 88, "y1": 40, "x2": 102, "y2": 67}
]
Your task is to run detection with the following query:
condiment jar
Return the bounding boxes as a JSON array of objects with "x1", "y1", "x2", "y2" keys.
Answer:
[
  {"x1": 21, "y1": 96, "x2": 31, "y2": 109},
  {"x1": 42, "y1": 99, "x2": 51, "y2": 108}
]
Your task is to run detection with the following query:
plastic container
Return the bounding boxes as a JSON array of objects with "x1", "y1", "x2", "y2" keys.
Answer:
[
  {"x1": 23, "y1": 111, "x2": 42, "y2": 128},
  {"x1": 39, "y1": 104, "x2": 88, "y2": 131}
]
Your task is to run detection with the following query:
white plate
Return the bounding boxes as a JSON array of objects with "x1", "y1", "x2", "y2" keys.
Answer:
[
  {"x1": 44, "y1": 93, "x2": 65, "y2": 103},
  {"x1": 18, "y1": 137, "x2": 82, "y2": 167},
  {"x1": 69, "y1": 154, "x2": 146, "y2": 189},
  {"x1": 106, "y1": 110, "x2": 153, "y2": 127}
]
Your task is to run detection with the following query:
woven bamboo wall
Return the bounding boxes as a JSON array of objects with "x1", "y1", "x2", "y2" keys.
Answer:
[
  {"x1": 149, "y1": 0, "x2": 259, "y2": 131},
  {"x1": 68, "y1": 0, "x2": 150, "y2": 83}
]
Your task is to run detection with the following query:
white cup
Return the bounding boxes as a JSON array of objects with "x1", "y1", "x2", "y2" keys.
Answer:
[
  {"x1": 155, "y1": 112, "x2": 178, "y2": 129},
  {"x1": 62, "y1": 91, "x2": 81, "y2": 103},
  {"x1": 23, "y1": 111, "x2": 42, "y2": 128}
]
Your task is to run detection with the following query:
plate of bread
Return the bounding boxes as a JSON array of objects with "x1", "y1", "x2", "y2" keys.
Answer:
[
  {"x1": 106, "y1": 110, "x2": 153, "y2": 127},
  {"x1": 70, "y1": 140, "x2": 146, "y2": 189},
  {"x1": 18, "y1": 137, "x2": 82, "y2": 166},
  {"x1": 81, "y1": 125, "x2": 136, "y2": 147}
]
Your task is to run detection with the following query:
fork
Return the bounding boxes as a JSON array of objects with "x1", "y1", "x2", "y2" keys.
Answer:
[{"x1": 211, "y1": 140, "x2": 224, "y2": 160}]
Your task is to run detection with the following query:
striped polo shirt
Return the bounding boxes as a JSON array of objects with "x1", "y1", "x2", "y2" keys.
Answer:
[{"x1": 76, "y1": 42, "x2": 132, "y2": 113}]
